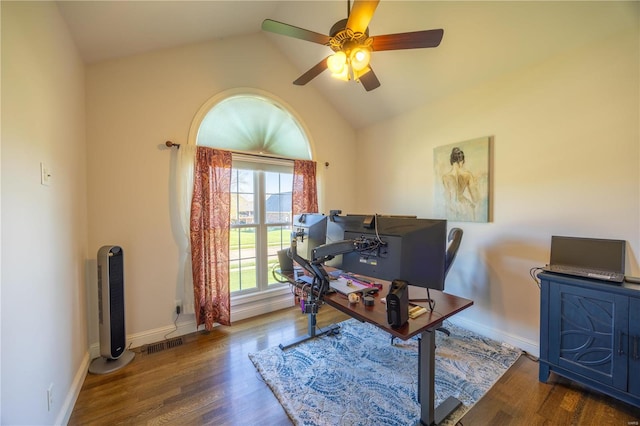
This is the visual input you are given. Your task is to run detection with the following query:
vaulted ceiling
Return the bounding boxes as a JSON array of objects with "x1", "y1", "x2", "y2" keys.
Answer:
[{"x1": 57, "y1": 1, "x2": 638, "y2": 129}]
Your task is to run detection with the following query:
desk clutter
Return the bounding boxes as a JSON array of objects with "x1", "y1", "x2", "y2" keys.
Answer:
[
  {"x1": 329, "y1": 276, "x2": 367, "y2": 295},
  {"x1": 292, "y1": 271, "x2": 431, "y2": 324},
  {"x1": 290, "y1": 269, "x2": 384, "y2": 297},
  {"x1": 409, "y1": 305, "x2": 428, "y2": 318},
  {"x1": 328, "y1": 271, "x2": 382, "y2": 294}
]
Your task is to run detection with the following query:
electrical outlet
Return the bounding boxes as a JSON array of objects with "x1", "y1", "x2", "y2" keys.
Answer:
[
  {"x1": 47, "y1": 383, "x2": 54, "y2": 411},
  {"x1": 175, "y1": 299, "x2": 182, "y2": 315}
]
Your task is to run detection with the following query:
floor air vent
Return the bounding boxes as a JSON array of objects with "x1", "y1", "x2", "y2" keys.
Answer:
[
  {"x1": 145, "y1": 337, "x2": 183, "y2": 354},
  {"x1": 166, "y1": 337, "x2": 183, "y2": 349}
]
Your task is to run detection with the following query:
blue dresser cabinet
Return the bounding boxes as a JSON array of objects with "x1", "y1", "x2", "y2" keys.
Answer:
[
  {"x1": 538, "y1": 272, "x2": 640, "y2": 408},
  {"x1": 630, "y1": 297, "x2": 640, "y2": 397}
]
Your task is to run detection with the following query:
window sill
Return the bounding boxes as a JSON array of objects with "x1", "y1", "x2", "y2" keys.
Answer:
[{"x1": 230, "y1": 285, "x2": 295, "y2": 322}]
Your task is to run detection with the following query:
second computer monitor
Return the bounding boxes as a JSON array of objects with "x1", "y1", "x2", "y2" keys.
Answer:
[
  {"x1": 329, "y1": 213, "x2": 447, "y2": 291},
  {"x1": 292, "y1": 213, "x2": 327, "y2": 261}
]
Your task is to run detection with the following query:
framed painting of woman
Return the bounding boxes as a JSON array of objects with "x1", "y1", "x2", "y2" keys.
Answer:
[{"x1": 433, "y1": 136, "x2": 491, "y2": 223}]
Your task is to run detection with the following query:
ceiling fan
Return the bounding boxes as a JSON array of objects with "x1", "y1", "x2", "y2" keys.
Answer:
[{"x1": 262, "y1": 0, "x2": 444, "y2": 91}]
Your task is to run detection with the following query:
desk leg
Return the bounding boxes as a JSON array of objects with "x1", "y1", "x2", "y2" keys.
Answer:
[
  {"x1": 418, "y1": 329, "x2": 462, "y2": 425},
  {"x1": 418, "y1": 329, "x2": 436, "y2": 425},
  {"x1": 278, "y1": 310, "x2": 340, "y2": 351}
]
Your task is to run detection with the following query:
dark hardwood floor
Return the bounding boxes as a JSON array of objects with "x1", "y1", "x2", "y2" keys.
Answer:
[{"x1": 69, "y1": 305, "x2": 640, "y2": 425}]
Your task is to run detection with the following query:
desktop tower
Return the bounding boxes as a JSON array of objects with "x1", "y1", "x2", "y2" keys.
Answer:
[{"x1": 89, "y1": 245, "x2": 135, "y2": 374}]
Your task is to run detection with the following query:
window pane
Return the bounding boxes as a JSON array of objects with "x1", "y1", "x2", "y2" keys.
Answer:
[
  {"x1": 267, "y1": 225, "x2": 292, "y2": 286},
  {"x1": 265, "y1": 171, "x2": 292, "y2": 224},
  {"x1": 229, "y1": 227, "x2": 257, "y2": 292},
  {"x1": 267, "y1": 225, "x2": 292, "y2": 256},
  {"x1": 233, "y1": 169, "x2": 254, "y2": 193},
  {"x1": 229, "y1": 259, "x2": 241, "y2": 293},
  {"x1": 231, "y1": 169, "x2": 255, "y2": 225},
  {"x1": 280, "y1": 173, "x2": 293, "y2": 192}
]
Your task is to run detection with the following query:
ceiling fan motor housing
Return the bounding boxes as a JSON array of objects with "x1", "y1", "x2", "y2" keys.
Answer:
[
  {"x1": 329, "y1": 19, "x2": 372, "y2": 56},
  {"x1": 330, "y1": 18, "x2": 369, "y2": 38}
]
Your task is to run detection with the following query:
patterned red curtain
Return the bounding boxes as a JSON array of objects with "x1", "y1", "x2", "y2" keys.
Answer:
[
  {"x1": 190, "y1": 147, "x2": 232, "y2": 329},
  {"x1": 292, "y1": 160, "x2": 318, "y2": 214}
]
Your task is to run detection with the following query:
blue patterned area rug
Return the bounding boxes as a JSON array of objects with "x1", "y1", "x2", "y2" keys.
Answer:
[{"x1": 249, "y1": 319, "x2": 521, "y2": 426}]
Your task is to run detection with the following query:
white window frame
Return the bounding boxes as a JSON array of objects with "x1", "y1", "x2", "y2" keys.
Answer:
[{"x1": 230, "y1": 154, "x2": 294, "y2": 306}]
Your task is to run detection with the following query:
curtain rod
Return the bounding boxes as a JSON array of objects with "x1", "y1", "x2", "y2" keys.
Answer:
[
  {"x1": 164, "y1": 140, "x2": 318, "y2": 164},
  {"x1": 232, "y1": 151, "x2": 297, "y2": 163}
]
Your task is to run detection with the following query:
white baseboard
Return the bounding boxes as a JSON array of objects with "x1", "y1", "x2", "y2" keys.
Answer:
[
  {"x1": 89, "y1": 320, "x2": 199, "y2": 359},
  {"x1": 447, "y1": 316, "x2": 540, "y2": 358},
  {"x1": 58, "y1": 351, "x2": 90, "y2": 426},
  {"x1": 89, "y1": 292, "x2": 295, "y2": 358},
  {"x1": 231, "y1": 292, "x2": 295, "y2": 322}
]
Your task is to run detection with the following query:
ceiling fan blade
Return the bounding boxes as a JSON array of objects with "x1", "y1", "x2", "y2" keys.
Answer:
[
  {"x1": 262, "y1": 19, "x2": 331, "y2": 45},
  {"x1": 372, "y1": 29, "x2": 444, "y2": 51},
  {"x1": 359, "y1": 67, "x2": 381, "y2": 92},
  {"x1": 293, "y1": 57, "x2": 329, "y2": 86},
  {"x1": 346, "y1": 0, "x2": 380, "y2": 34}
]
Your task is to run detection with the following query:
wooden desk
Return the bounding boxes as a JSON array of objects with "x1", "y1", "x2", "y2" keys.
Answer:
[
  {"x1": 282, "y1": 272, "x2": 474, "y2": 425},
  {"x1": 324, "y1": 281, "x2": 472, "y2": 340}
]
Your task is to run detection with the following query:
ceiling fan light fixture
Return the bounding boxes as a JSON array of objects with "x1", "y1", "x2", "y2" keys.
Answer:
[
  {"x1": 327, "y1": 51, "x2": 347, "y2": 74},
  {"x1": 331, "y1": 66, "x2": 350, "y2": 82},
  {"x1": 349, "y1": 46, "x2": 371, "y2": 72}
]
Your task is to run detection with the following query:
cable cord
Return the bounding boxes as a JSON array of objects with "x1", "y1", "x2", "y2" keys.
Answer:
[
  {"x1": 163, "y1": 310, "x2": 180, "y2": 340},
  {"x1": 529, "y1": 267, "x2": 544, "y2": 289},
  {"x1": 272, "y1": 263, "x2": 289, "y2": 283},
  {"x1": 373, "y1": 213, "x2": 383, "y2": 243},
  {"x1": 126, "y1": 342, "x2": 144, "y2": 354}
]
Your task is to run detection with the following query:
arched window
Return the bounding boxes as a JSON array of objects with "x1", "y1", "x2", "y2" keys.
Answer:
[
  {"x1": 193, "y1": 90, "x2": 313, "y2": 297},
  {"x1": 196, "y1": 93, "x2": 312, "y2": 159}
]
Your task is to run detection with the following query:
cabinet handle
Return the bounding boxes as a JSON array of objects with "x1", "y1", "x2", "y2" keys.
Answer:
[
  {"x1": 634, "y1": 335, "x2": 639, "y2": 361},
  {"x1": 618, "y1": 331, "x2": 625, "y2": 355}
]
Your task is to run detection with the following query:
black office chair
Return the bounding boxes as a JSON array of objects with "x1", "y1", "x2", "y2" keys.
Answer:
[{"x1": 437, "y1": 227, "x2": 464, "y2": 336}]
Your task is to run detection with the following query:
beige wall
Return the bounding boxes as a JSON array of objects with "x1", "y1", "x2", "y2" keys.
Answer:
[
  {"x1": 85, "y1": 33, "x2": 359, "y2": 344},
  {"x1": 355, "y1": 28, "x2": 640, "y2": 353},
  {"x1": 1, "y1": 2, "x2": 88, "y2": 424}
]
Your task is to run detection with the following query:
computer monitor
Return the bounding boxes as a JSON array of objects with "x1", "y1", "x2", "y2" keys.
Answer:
[
  {"x1": 291, "y1": 213, "x2": 327, "y2": 261},
  {"x1": 326, "y1": 212, "x2": 447, "y2": 291}
]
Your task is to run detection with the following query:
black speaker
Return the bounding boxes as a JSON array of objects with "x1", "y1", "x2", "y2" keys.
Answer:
[
  {"x1": 89, "y1": 245, "x2": 134, "y2": 374},
  {"x1": 386, "y1": 279, "x2": 409, "y2": 328}
]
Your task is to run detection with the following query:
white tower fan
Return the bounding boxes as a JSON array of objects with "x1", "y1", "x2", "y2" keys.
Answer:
[{"x1": 89, "y1": 245, "x2": 135, "y2": 374}]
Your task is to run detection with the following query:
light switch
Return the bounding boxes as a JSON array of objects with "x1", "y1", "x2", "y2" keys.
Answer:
[{"x1": 40, "y1": 162, "x2": 51, "y2": 186}]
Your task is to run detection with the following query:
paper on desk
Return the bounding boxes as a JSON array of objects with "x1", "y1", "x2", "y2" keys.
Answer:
[{"x1": 330, "y1": 277, "x2": 368, "y2": 295}]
